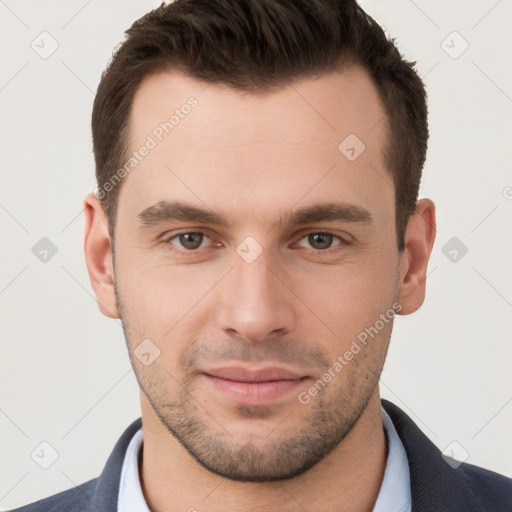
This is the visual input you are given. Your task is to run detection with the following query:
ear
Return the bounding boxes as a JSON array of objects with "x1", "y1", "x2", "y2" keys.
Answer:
[
  {"x1": 397, "y1": 198, "x2": 436, "y2": 315},
  {"x1": 83, "y1": 192, "x2": 119, "y2": 319}
]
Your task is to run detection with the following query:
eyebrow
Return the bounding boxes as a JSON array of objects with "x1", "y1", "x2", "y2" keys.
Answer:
[{"x1": 137, "y1": 200, "x2": 372, "y2": 229}]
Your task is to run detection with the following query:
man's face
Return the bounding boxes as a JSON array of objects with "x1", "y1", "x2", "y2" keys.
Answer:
[{"x1": 113, "y1": 67, "x2": 401, "y2": 481}]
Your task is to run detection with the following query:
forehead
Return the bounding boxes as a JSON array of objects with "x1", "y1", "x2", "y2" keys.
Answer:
[
  {"x1": 130, "y1": 66, "x2": 387, "y2": 151},
  {"x1": 120, "y1": 67, "x2": 392, "y2": 228}
]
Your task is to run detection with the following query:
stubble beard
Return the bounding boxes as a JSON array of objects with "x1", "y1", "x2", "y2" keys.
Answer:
[{"x1": 114, "y1": 281, "x2": 387, "y2": 482}]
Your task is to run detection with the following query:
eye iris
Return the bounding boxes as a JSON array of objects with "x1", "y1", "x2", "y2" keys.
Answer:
[
  {"x1": 179, "y1": 233, "x2": 203, "y2": 250},
  {"x1": 176, "y1": 233, "x2": 336, "y2": 251},
  {"x1": 308, "y1": 233, "x2": 333, "y2": 250}
]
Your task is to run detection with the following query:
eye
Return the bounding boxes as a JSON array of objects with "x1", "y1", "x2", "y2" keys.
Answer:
[
  {"x1": 162, "y1": 230, "x2": 349, "y2": 256},
  {"x1": 164, "y1": 231, "x2": 214, "y2": 253},
  {"x1": 296, "y1": 232, "x2": 346, "y2": 251}
]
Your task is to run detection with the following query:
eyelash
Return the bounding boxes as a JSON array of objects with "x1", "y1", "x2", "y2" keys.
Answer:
[{"x1": 162, "y1": 230, "x2": 350, "y2": 256}]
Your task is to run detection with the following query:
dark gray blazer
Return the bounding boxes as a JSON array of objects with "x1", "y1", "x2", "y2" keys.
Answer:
[{"x1": 9, "y1": 400, "x2": 512, "y2": 511}]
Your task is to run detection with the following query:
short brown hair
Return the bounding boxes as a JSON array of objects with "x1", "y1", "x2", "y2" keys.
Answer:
[{"x1": 92, "y1": 0, "x2": 428, "y2": 251}]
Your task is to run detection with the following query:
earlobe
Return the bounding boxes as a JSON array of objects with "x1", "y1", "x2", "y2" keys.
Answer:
[
  {"x1": 83, "y1": 192, "x2": 120, "y2": 319},
  {"x1": 397, "y1": 199, "x2": 436, "y2": 315}
]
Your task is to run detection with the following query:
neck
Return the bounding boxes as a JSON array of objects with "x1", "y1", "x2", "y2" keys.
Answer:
[{"x1": 138, "y1": 390, "x2": 387, "y2": 512}]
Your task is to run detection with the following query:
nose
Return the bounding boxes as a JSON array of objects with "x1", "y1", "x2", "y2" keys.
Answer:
[{"x1": 216, "y1": 248, "x2": 297, "y2": 343}]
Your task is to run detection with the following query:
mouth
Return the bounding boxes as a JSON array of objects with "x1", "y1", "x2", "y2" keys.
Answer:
[{"x1": 202, "y1": 366, "x2": 309, "y2": 405}]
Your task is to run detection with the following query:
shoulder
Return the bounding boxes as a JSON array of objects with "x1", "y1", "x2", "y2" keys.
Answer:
[
  {"x1": 6, "y1": 418, "x2": 142, "y2": 512},
  {"x1": 6, "y1": 479, "x2": 97, "y2": 512},
  {"x1": 456, "y1": 461, "x2": 512, "y2": 510},
  {"x1": 382, "y1": 399, "x2": 512, "y2": 512}
]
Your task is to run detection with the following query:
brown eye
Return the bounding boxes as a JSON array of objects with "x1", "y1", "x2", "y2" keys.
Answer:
[
  {"x1": 176, "y1": 232, "x2": 204, "y2": 250},
  {"x1": 307, "y1": 233, "x2": 335, "y2": 250},
  {"x1": 163, "y1": 232, "x2": 211, "y2": 253},
  {"x1": 296, "y1": 232, "x2": 345, "y2": 251}
]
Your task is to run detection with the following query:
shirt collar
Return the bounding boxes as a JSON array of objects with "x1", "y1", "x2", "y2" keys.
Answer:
[
  {"x1": 117, "y1": 428, "x2": 149, "y2": 512},
  {"x1": 372, "y1": 407, "x2": 412, "y2": 512},
  {"x1": 117, "y1": 406, "x2": 411, "y2": 511}
]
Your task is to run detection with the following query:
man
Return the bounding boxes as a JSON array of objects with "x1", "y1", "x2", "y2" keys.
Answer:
[{"x1": 10, "y1": 0, "x2": 511, "y2": 511}]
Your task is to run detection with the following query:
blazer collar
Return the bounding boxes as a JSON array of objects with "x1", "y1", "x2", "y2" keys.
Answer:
[
  {"x1": 382, "y1": 399, "x2": 484, "y2": 512},
  {"x1": 91, "y1": 417, "x2": 142, "y2": 510}
]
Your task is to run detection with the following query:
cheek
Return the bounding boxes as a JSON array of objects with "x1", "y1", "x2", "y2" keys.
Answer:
[
  {"x1": 289, "y1": 252, "x2": 399, "y2": 347},
  {"x1": 116, "y1": 254, "x2": 225, "y2": 339}
]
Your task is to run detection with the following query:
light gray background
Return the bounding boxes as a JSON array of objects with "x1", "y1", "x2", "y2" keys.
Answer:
[{"x1": 1, "y1": 0, "x2": 511, "y2": 509}]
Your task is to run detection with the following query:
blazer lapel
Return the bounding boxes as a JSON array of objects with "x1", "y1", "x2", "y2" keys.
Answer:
[
  {"x1": 87, "y1": 417, "x2": 143, "y2": 511},
  {"x1": 382, "y1": 400, "x2": 484, "y2": 512}
]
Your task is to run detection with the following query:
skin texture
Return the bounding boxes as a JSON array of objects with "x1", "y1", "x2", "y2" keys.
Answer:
[{"x1": 84, "y1": 66, "x2": 436, "y2": 512}]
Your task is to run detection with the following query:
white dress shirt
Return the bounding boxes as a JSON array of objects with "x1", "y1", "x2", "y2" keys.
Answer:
[{"x1": 117, "y1": 407, "x2": 411, "y2": 512}]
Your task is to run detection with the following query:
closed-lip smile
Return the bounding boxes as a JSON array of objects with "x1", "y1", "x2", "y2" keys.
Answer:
[{"x1": 202, "y1": 366, "x2": 309, "y2": 405}]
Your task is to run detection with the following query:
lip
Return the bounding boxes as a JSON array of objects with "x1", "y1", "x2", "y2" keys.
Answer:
[
  {"x1": 202, "y1": 366, "x2": 308, "y2": 405},
  {"x1": 204, "y1": 366, "x2": 304, "y2": 382}
]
